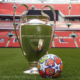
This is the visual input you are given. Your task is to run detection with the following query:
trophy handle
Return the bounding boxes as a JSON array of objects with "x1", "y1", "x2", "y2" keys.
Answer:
[
  {"x1": 13, "y1": 4, "x2": 29, "y2": 52},
  {"x1": 41, "y1": 5, "x2": 56, "y2": 32},
  {"x1": 41, "y1": 5, "x2": 56, "y2": 52}
]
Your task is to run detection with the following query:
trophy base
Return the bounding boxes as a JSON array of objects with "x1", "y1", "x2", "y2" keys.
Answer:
[
  {"x1": 23, "y1": 67, "x2": 39, "y2": 74},
  {"x1": 23, "y1": 61, "x2": 39, "y2": 74}
]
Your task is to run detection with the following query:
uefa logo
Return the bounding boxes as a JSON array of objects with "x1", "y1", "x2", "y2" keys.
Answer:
[{"x1": 36, "y1": 26, "x2": 42, "y2": 34}]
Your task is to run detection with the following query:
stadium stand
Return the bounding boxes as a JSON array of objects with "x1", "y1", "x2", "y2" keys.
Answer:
[
  {"x1": 0, "y1": 36, "x2": 9, "y2": 47},
  {"x1": 0, "y1": 3, "x2": 80, "y2": 48},
  {"x1": 75, "y1": 37, "x2": 80, "y2": 47},
  {"x1": 0, "y1": 3, "x2": 27, "y2": 15},
  {"x1": 0, "y1": 3, "x2": 80, "y2": 15},
  {"x1": 8, "y1": 38, "x2": 20, "y2": 47},
  {"x1": 54, "y1": 37, "x2": 76, "y2": 47},
  {"x1": 55, "y1": 31, "x2": 72, "y2": 37}
]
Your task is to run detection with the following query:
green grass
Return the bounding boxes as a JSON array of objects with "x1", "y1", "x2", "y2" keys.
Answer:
[{"x1": 0, "y1": 48, "x2": 80, "y2": 80}]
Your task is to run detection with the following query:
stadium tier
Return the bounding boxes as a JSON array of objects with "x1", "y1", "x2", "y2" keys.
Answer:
[
  {"x1": 0, "y1": 20, "x2": 21, "y2": 23},
  {"x1": 0, "y1": 36, "x2": 9, "y2": 47},
  {"x1": 55, "y1": 21, "x2": 80, "y2": 31},
  {"x1": 54, "y1": 37, "x2": 76, "y2": 47},
  {"x1": 0, "y1": 21, "x2": 20, "y2": 30},
  {"x1": 0, "y1": 3, "x2": 80, "y2": 15}
]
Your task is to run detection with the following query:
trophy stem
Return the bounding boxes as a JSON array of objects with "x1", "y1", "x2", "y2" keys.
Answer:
[{"x1": 23, "y1": 61, "x2": 39, "y2": 74}]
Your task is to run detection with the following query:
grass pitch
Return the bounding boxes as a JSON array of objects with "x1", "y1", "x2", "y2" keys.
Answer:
[{"x1": 0, "y1": 48, "x2": 80, "y2": 80}]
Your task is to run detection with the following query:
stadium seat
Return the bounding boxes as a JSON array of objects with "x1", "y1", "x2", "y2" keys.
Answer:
[
  {"x1": 0, "y1": 31, "x2": 9, "y2": 36},
  {"x1": 54, "y1": 37, "x2": 76, "y2": 47},
  {"x1": 55, "y1": 31, "x2": 72, "y2": 37},
  {"x1": 0, "y1": 37, "x2": 9, "y2": 47},
  {"x1": 8, "y1": 38, "x2": 20, "y2": 47}
]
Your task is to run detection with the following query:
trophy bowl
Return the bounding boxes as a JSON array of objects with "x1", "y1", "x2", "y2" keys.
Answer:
[{"x1": 13, "y1": 4, "x2": 56, "y2": 74}]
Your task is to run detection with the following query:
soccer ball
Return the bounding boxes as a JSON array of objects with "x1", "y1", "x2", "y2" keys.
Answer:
[{"x1": 37, "y1": 54, "x2": 63, "y2": 78}]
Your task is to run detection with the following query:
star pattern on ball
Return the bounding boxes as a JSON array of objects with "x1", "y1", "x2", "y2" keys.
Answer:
[
  {"x1": 40, "y1": 61, "x2": 48, "y2": 72},
  {"x1": 51, "y1": 62, "x2": 60, "y2": 73}
]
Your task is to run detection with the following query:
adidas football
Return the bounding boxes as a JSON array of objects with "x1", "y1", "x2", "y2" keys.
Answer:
[{"x1": 37, "y1": 54, "x2": 63, "y2": 78}]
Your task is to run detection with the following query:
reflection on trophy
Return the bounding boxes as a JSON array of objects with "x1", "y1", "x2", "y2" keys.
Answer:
[
  {"x1": 38, "y1": 39, "x2": 44, "y2": 51},
  {"x1": 13, "y1": 4, "x2": 56, "y2": 74}
]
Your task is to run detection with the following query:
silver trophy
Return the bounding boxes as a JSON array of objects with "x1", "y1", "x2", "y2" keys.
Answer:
[{"x1": 13, "y1": 4, "x2": 56, "y2": 74}]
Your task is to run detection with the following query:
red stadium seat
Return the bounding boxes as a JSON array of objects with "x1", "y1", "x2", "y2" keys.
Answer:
[
  {"x1": 55, "y1": 31, "x2": 72, "y2": 37},
  {"x1": 0, "y1": 31, "x2": 9, "y2": 36},
  {"x1": 8, "y1": 38, "x2": 20, "y2": 47},
  {"x1": 54, "y1": 37, "x2": 76, "y2": 47},
  {"x1": 0, "y1": 37, "x2": 9, "y2": 47}
]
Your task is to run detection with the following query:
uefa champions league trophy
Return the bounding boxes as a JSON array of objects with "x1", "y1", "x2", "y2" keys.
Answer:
[{"x1": 13, "y1": 4, "x2": 56, "y2": 74}]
